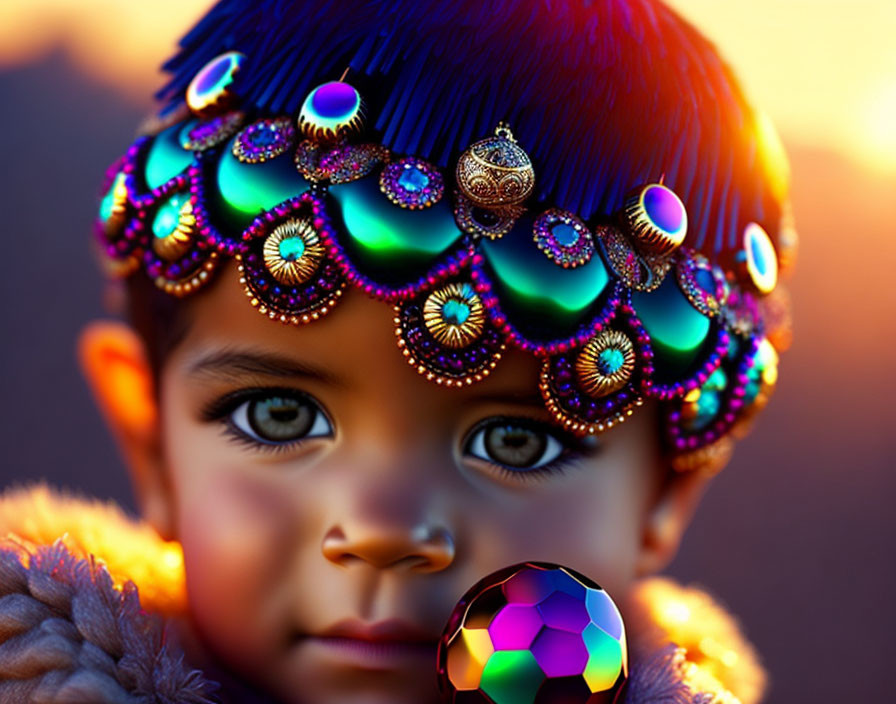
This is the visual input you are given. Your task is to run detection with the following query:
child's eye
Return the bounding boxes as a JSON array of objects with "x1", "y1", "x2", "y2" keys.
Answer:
[
  {"x1": 206, "y1": 389, "x2": 333, "y2": 449},
  {"x1": 464, "y1": 417, "x2": 591, "y2": 478}
]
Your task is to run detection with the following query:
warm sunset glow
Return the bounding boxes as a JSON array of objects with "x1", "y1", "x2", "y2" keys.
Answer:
[
  {"x1": 1, "y1": 0, "x2": 894, "y2": 172},
  {"x1": 855, "y1": 78, "x2": 896, "y2": 172}
]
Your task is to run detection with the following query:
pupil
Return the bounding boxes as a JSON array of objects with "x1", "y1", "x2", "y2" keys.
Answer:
[
  {"x1": 485, "y1": 424, "x2": 547, "y2": 468},
  {"x1": 248, "y1": 396, "x2": 314, "y2": 441}
]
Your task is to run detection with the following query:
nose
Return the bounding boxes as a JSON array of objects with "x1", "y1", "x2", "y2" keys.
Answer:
[{"x1": 321, "y1": 523, "x2": 455, "y2": 573}]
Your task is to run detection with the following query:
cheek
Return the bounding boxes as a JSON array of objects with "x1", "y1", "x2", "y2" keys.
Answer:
[
  {"x1": 164, "y1": 420, "x2": 300, "y2": 664},
  {"x1": 465, "y1": 465, "x2": 649, "y2": 599}
]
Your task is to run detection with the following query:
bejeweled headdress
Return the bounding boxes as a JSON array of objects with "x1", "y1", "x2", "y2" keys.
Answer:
[{"x1": 95, "y1": 0, "x2": 795, "y2": 473}]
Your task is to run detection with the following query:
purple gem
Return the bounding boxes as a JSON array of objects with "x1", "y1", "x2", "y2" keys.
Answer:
[
  {"x1": 311, "y1": 81, "x2": 359, "y2": 119},
  {"x1": 644, "y1": 185, "x2": 684, "y2": 233},
  {"x1": 195, "y1": 57, "x2": 231, "y2": 94}
]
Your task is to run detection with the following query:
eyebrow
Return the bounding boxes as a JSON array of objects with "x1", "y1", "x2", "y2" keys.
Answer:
[{"x1": 185, "y1": 348, "x2": 347, "y2": 387}]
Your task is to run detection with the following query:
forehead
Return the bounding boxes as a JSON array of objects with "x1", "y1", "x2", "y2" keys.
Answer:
[{"x1": 168, "y1": 261, "x2": 544, "y2": 406}]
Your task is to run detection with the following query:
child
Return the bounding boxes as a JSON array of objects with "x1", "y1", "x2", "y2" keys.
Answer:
[{"x1": 0, "y1": 0, "x2": 794, "y2": 702}]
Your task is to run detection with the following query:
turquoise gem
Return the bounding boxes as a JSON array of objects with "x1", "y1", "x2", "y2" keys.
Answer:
[
  {"x1": 705, "y1": 367, "x2": 727, "y2": 392},
  {"x1": 145, "y1": 122, "x2": 194, "y2": 190},
  {"x1": 743, "y1": 378, "x2": 761, "y2": 406},
  {"x1": 597, "y1": 348, "x2": 625, "y2": 375},
  {"x1": 152, "y1": 192, "x2": 189, "y2": 239},
  {"x1": 217, "y1": 139, "x2": 309, "y2": 224},
  {"x1": 551, "y1": 223, "x2": 580, "y2": 247},
  {"x1": 99, "y1": 176, "x2": 120, "y2": 223},
  {"x1": 686, "y1": 390, "x2": 721, "y2": 431},
  {"x1": 330, "y1": 177, "x2": 461, "y2": 263},
  {"x1": 398, "y1": 166, "x2": 430, "y2": 193},
  {"x1": 279, "y1": 236, "x2": 305, "y2": 261},
  {"x1": 442, "y1": 299, "x2": 471, "y2": 326},
  {"x1": 482, "y1": 218, "x2": 608, "y2": 317},
  {"x1": 743, "y1": 363, "x2": 762, "y2": 405},
  {"x1": 632, "y1": 276, "x2": 711, "y2": 376},
  {"x1": 750, "y1": 232, "x2": 768, "y2": 276}
]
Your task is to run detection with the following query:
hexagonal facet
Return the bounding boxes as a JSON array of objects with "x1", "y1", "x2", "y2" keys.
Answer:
[
  {"x1": 531, "y1": 627, "x2": 589, "y2": 678},
  {"x1": 489, "y1": 604, "x2": 544, "y2": 650},
  {"x1": 538, "y1": 590, "x2": 591, "y2": 633},
  {"x1": 446, "y1": 627, "x2": 495, "y2": 691},
  {"x1": 585, "y1": 589, "x2": 624, "y2": 640},
  {"x1": 582, "y1": 624, "x2": 624, "y2": 692},
  {"x1": 480, "y1": 649, "x2": 545, "y2": 704},
  {"x1": 503, "y1": 567, "x2": 555, "y2": 605}
]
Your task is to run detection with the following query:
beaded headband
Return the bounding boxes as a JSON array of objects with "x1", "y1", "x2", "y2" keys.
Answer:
[{"x1": 96, "y1": 51, "x2": 791, "y2": 473}]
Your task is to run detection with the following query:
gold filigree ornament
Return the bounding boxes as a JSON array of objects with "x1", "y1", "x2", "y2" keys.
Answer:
[
  {"x1": 456, "y1": 123, "x2": 535, "y2": 211},
  {"x1": 152, "y1": 200, "x2": 196, "y2": 262},
  {"x1": 576, "y1": 329, "x2": 637, "y2": 397},
  {"x1": 262, "y1": 218, "x2": 326, "y2": 286},
  {"x1": 422, "y1": 282, "x2": 486, "y2": 349},
  {"x1": 596, "y1": 224, "x2": 672, "y2": 292}
]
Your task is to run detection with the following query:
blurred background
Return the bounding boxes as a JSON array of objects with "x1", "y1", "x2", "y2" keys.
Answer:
[{"x1": 0, "y1": 1, "x2": 893, "y2": 701}]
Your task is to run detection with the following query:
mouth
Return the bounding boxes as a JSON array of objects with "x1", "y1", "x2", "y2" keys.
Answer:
[{"x1": 296, "y1": 618, "x2": 440, "y2": 670}]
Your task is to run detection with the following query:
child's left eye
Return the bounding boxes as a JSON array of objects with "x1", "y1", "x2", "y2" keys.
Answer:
[{"x1": 464, "y1": 418, "x2": 591, "y2": 478}]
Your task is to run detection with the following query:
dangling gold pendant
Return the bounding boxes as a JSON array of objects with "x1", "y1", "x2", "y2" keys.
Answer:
[{"x1": 456, "y1": 123, "x2": 535, "y2": 210}]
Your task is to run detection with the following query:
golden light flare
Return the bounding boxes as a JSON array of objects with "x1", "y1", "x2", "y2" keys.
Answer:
[
  {"x1": 0, "y1": 0, "x2": 210, "y2": 102},
  {"x1": 0, "y1": 484, "x2": 186, "y2": 616}
]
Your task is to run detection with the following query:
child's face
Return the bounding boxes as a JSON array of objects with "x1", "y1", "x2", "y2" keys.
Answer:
[{"x1": 104, "y1": 262, "x2": 681, "y2": 704}]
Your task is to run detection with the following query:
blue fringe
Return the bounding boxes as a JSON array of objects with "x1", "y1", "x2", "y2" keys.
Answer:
[{"x1": 155, "y1": 0, "x2": 785, "y2": 263}]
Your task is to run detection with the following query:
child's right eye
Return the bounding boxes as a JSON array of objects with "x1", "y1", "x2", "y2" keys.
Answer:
[{"x1": 208, "y1": 389, "x2": 333, "y2": 449}]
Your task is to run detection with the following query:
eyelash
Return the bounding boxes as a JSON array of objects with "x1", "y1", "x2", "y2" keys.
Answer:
[
  {"x1": 199, "y1": 390, "x2": 599, "y2": 475},
  {"x1": 199, "y1": 386, "x2": 332, "y2": 454},
  {"x1": 464, "y1": 413, "x2": 598, "y2": 483}
]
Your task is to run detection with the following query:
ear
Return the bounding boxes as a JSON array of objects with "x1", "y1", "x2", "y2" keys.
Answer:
[
  {"x1": 77, "y1": 320, "x2": 175, "y2": 540},
  {"x1": 634, "y1": 466, "x2": 715, "y2": 577}
]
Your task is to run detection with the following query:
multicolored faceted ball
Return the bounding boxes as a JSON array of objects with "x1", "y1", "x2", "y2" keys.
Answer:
[{"x1": 438, "y1": 563, "x2": 628, "y2": 704}]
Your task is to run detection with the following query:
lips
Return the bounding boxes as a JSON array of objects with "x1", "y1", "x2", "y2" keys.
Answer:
[
  {"x1": 298, "y1": 618, "x2": 440, "y2": 669},
  {"x1": 316, "y1": 618, "x2": 438, "y2": 644}
]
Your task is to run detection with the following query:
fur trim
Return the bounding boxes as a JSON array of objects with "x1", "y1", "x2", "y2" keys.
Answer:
[
  {"x1": 0, "y1": 485, "x2": 765, "y2": 703},
  {"x1": 0, "y1": 540, "x2": 215, "y2": 703},
  {"x1": 0, "y1": 484, "x2": 185, "y2": 617},
  {"x1": 626, "y1": 578, "x2": 767, "y2": 704}
]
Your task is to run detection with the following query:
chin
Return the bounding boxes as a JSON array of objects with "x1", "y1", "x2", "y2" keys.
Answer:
[{"x1": 266, "y1": 646, "x2": 442, "y2": 704}]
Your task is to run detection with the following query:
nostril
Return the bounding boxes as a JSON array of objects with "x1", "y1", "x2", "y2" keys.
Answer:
[
  {"x1": 321, "y1": 526, "x2": 361, "y2": 566},
  {"x1": 320, "y1": 523, "x2": 456, "y2": 572}
]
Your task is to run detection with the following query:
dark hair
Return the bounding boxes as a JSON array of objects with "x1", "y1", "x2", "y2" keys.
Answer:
[
  {"x1": 130, "y1": 0, "x2": 788, "y2": 377},
  {"x1": 157, "y1": 0, "x2": 786, "y2": 265},
  {"x1": 123, "y1": 273, "x2": 192, "y2": 384}
]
